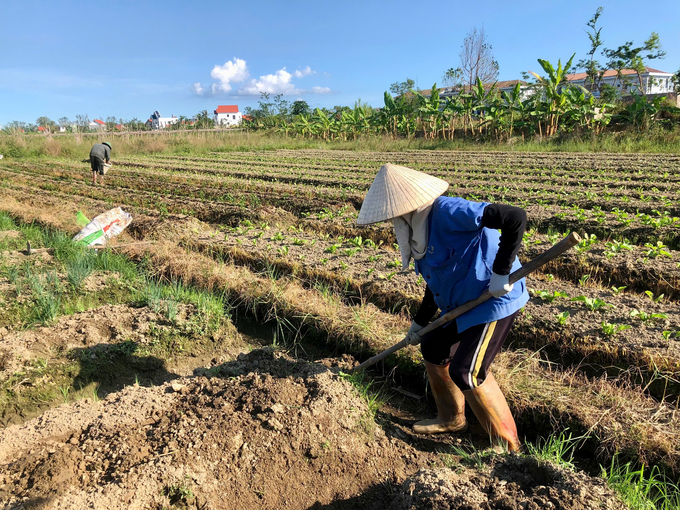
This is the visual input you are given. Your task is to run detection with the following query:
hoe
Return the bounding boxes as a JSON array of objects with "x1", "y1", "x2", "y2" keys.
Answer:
[{"x1": 352, "y1": 232, "x2": 581, "y2": 373}]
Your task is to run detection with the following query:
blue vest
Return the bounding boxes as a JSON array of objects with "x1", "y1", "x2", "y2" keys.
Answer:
[{"x1": 414, "y1": 196, "x2": 529, "y2": 332}]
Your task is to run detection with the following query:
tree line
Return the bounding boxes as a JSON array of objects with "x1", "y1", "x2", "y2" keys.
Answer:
[{"x1": 242, "y1": 8, "x2": 680, "y2": 141}]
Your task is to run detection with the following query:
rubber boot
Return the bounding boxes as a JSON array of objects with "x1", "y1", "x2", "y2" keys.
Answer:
[
  {"x1": 464, "y1": 373, "x2": 521, "y2": 452},
  {"x1": 413, "y1": 362, "x2": 468, "y2": 434}
]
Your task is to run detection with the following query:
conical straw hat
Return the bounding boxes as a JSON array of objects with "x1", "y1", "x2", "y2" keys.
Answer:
[{"x1": 357, "y1": 164, "x2": 449, "y2": 225}]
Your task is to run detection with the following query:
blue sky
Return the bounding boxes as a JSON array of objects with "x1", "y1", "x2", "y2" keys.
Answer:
[{"x1": 1, "y1": 0, "x2": 679, "y2": 125}]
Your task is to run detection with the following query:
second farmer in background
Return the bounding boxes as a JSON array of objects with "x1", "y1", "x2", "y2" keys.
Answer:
[{"x1": 89, "y1": 141, "x2": 112, "y2": 186}]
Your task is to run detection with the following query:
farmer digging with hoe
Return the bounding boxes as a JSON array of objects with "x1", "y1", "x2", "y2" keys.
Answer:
[
  {"x1": 357, "y1": 164, "x2": 529, "y2": 451},
  {"x1": 89, "y1": 141, "x2": 111, "y2": 186}
]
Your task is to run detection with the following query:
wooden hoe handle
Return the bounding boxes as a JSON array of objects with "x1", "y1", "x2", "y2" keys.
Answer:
[{"x1": 352, "y1": 232, "x2": 582, "y2": 373}]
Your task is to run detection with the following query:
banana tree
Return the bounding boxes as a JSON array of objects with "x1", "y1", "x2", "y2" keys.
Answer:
[
  {"x1": 411, "y1": 84, "x2": 443, "y2": 139},
  {"x1": 441, "y1": 96, "x2": 463, "y2": 140},
  {"x1": 500, "y1": 82, "x2": 524, "y2": 139},
  {"x1": 313, "y1": 108, "x2": 333, "y2": 141},
  {"x1": 530, "y1": 54, "x2": 576, "y2": 136},
  {"x1": 294, "y1": 114, "x2": 312, "y2": 137}
]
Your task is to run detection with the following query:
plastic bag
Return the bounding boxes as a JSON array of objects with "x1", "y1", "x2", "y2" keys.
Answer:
[{"x1": 73, "y1": 207, "x2": 132, "y2": 246}]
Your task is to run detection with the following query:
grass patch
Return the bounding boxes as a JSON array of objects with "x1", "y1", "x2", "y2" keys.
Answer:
[
  {"x1": 339, "y1": 369, "x2": 388, "y2": 436},
  {"x1": 603, "y1": 457, "x2": 680, "y2": 510},
  {"x1": 0, "y1": 215, "x2": 239, "y2": 425}
]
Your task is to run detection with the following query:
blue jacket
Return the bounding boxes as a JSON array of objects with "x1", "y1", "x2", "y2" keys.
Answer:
[{"x1": 414, "y1": 196, "x2": 529, "y2": 332}]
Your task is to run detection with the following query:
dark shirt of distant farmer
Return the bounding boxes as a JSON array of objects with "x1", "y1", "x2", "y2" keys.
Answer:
[{"x1": 89, "y1": 143, "x2": 110, "y2": 162}]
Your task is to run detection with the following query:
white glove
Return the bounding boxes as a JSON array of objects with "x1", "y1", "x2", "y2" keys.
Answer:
[
  {"x1": 406, "y1": 321, "x2": 424, "y2": 345},
  {"x1": 489, "y1": 272, "x2": 513, "y2": 298}
]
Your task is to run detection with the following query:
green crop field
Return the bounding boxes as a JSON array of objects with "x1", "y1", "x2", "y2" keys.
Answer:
[{"x1": 0, "y1": 146, "x2": 679, "y2": 509}]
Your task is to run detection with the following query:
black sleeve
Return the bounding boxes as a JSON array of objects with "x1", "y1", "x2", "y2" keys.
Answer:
[
  {"x1": 413, "y1": 285, "x2": 439, "y2": 326},
  {"x1": 481, "y1": 203, "x2": 527, "y2": 276},
  {"x1": 104, "y1": 146, "x2": 111, "y2": 161}
]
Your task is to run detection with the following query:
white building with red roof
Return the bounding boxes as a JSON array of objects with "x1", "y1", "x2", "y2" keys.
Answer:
[
  {"x1": 214, "y1": 105, "x2": 242, "y2": 126},
  {"x1": 88, "y1": 119, "x2": 106, "y2": 131},
  {"x1": 566, "y1": 67, "x2": 674, "y2": 97}
]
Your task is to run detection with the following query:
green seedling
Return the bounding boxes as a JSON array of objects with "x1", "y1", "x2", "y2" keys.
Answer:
[
  {"x1": 611, "y1": 286, "x2": 626, "y2": 296},
  {"x1": 320, "y1": 258, "x2": 328, "y2": 265},
  {"x1": 271, "y1": 232, "x2": 284, "y2": 241},
  {"x1": 644, "y1": 242, "x2": 671, "y2": 258},
  {"x1": 363, "y1": 239, "x2": 378, "y2": 249},
  {"x1": 368, "y1": 254, "x2": 382, "y2": 263},
  {"x1": 344, "y1": 247, "x2": 361, "y2": 257},
  {"x1": 533, "y1": 290, "x2": 569, "y2": 303},
  {"x1": 576, "y1": 233, "x2": 598, "y2": 253},
  {"x1": 662, "y1": 331, "x2": 679, "y2": 341},
  {"x1": 601, "y1": 321, "x2": 631, "y2": 337},
  {"x1": 339, "y1": 261, "x2": 348, "y2": 270},
  {"x1": 385, "y1": 271, "x2": 397, "y2": 280},
  {"x1": 386, "y1": 258, "x2": 401, "y2": 269},
  {"x1": 556, "y1": 311, "x2": 570, "y2": 326},
  {"x1": 292, "y1": 238, "x2": 306, "y2": 246},
  {"x1": 571, "y1": 295, "x2": 609, "y2": 311},
  {"x1": 644, "y1": 291, "x2": 664, "y2": 303},
  {"x1": 578, "y1": 274, "x2": 590, "y2": 286},
  {"x1": 277, "y1": 246, "x2": 289, "y2": 256},
  {"x1": 348, "y1": 236, "x2": 363, "y2": 247},
  {"x1": 630, "y1": 309, "x2": 668, "y2": 322},
  {"x1": 604, "y1": 239, "x2": 632, "y2": 258},
  {"x1": 325, "y1": 243, "x2": 341, "y2": 254}
]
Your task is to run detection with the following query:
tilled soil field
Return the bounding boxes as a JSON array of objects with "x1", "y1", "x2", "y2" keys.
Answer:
[
  {"x1": 0, "y1": 148, "x2": 679, "y2": 508},
  {"x1": 0, "y1": 349, "x2": 624, "y2": 510}
]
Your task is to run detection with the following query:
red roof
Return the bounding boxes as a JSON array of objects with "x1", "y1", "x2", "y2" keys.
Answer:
[
  {"x1": 215, "y1": 105, "x2": 239, "y2": 114},
  {"x1": 94, "y1": 119, "x2": 105, "y2": 125},
  {"x1": 37, "y1": 126, "x2": 46, "y2": 132},
  {"x1": 566, "y1": 67, "x2": 670, "y2": 81},
  {"x1": 242, "y1": 115, "x2": 253, "y2": 121}
]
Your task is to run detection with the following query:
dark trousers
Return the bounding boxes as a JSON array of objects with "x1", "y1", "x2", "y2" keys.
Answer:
[
  {"x1": 90, "y1": 156, "x2": 105, "y2": 175},
  {"x1": 420, "y1": 311, "x2": 518, "y2": 391}
]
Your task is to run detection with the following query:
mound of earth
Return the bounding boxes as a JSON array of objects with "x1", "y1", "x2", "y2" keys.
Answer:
[
  {"x1": 390, "y1": 455, "x2": 623, "y2": 510},
  {"x1": 0, "y1": 348, "x2": 437, "y2": 509}
]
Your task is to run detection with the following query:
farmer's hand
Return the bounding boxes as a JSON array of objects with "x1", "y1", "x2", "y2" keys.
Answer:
[
  {"x1": 406, "y1": 321, "x2": 424, "y2": 345},
  {"x1": 489, "y1": 272, "x2": 513, "y2": 298}
]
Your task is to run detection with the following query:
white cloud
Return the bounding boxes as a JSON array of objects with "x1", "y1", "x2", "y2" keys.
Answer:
[
  {"x1": 190, "y1": 82, "x2": 205, "y2": 95},
  {"x1": 210, "y1": 58, "x2": 249, "y2": 93},
  {"x1": 293, "y1": 66, "x2": 314, "y2": 78},
  {"x1": 238, "y1": 67, "x2": 330, "y2": 96},
  {"x1": 192, "y1": 60, "x2": 329, "y2": 97},
  {"x1": 311, "y1": 86, "x2": 332, "y2": 94},
  {"x1": 238, "y1": 68, "x2": 297, "y2": 95}
]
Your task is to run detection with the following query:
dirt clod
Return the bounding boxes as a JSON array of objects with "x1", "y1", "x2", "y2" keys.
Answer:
[{"x1": 390, "y1": 456, "x2": 622, "y2": 510}]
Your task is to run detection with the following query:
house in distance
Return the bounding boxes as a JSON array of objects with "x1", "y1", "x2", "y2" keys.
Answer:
[
  {"x1": 565, "y1": 67, "x2": 675, "y2": 98},
  {"x1": 88, "y1": 119, "x2": 106, "y2": 131},
  {"x1": 214, "y1": 105, "x2": 242, "y2": 126},
  {"x1": 148, "y1": 111, "x2": 179, "y2": 130}
]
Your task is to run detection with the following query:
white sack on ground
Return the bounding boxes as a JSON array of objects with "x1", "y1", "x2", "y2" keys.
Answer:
[{"x1": 72, "y1": 207, "x2": 132, "y2": 246}]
